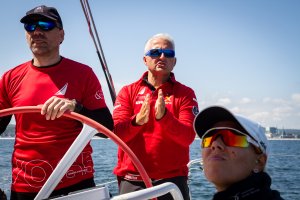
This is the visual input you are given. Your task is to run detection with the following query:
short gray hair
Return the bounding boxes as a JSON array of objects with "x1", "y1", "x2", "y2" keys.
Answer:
[{"x1": 144, "y1": 33, "x2": 175, "y2": 54}]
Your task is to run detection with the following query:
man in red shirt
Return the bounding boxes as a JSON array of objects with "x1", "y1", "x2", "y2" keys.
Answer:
[
  {"x1": 0, "y1": 5, "x2": 113, "y2": 200},
  {"x1": 113, "y1": 33, "x2": 199, "y2": 200}
]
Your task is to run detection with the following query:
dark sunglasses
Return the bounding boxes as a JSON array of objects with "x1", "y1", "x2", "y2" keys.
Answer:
[
  {"x1": 202, "y1": 127, "x2": 260, "y2": 150},
  {"x1": 145, "y1": 49, "x2": 175, "y2": 58},
  {"x1": 24, "y1": 21, "x2": 57, "y2": 32}
]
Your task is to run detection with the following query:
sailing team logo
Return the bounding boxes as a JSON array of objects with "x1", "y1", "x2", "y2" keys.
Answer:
[
  {"x1": 55, "y1": 83, "x2": 68, "y2": 96},
  {"x1": 95, "y1": 90, "x2": 103, "y2": 100}
]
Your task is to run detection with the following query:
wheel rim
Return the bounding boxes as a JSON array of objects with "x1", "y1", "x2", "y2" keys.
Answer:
[{"x1": 0, "y1": 106, "x2": 153, "y2": 198}]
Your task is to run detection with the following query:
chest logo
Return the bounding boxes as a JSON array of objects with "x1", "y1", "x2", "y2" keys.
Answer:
[
  {"x1": 138, "y1": 88, "x2": 146, "y2": 95},
  {"x1": 55, "y1": 83, "x2": 68, "y2": 96}
]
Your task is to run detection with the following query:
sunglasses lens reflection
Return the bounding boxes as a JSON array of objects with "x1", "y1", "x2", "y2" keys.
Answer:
[
  {"x1": 202, "y1": 129, "x2": 249, "y2": 148},
  {"x1": 146, "y1": 49, "x2": 175, "y2": 58},
  {"x1": 24, "y1": 21, "x2": 56, "y2": 32}
]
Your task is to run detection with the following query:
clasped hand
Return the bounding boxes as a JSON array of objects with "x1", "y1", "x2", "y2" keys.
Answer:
[
  {"x1": 40, "y1": 96, "x2": 76, "y2": 120},
  {"x1": 135, "y1": 89, "x2": 165, "y2": 125}
]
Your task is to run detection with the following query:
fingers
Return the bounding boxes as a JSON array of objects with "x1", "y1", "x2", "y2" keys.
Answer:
[
  {"x1": 135, "y1": 94, "x2": 150, "y2": 125},
  {"x1": 155, "y1": 89, "x2": 165, "y2": 120},
  {"x1": 41, "y1": 96, "x2": 76, "y2": 120},
  {"x1": 135, "y1": 90, "x2": 166, "y2": 125}
]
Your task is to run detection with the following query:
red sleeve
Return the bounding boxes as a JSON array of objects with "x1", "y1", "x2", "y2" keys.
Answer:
[
  {"x1": 0, "y1": 72, "x2": 12, "y2": 109},
  {"x1": 113, "y1": 86, "x2": 143, "y2": 142}
]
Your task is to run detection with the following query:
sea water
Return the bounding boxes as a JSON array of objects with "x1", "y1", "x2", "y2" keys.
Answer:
[{"x1": 1, "y1": 139, "x2": 299, "y2": 200}]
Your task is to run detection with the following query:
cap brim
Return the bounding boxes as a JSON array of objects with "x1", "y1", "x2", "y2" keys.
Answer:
[
  {"x1": 193, "y1": 106, "x2": 245, "y2": 138},
  {"x1": 20, "y1": 13, "x2": 56, "y2": 23}
]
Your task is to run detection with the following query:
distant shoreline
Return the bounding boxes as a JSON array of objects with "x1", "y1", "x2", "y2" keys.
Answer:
[
  {"x1": 1, "y1": 137, "x2": 300, "y2": 141},
  {"x1": 267, "y1": 138, "x2": 300, "y2": 140},
  {"x1": 0, "y1": 137, "x2": 107, "y2": 140}
]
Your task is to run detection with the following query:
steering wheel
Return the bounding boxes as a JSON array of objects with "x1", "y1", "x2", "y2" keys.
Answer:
[{"x1": 0, "y1": 106, "x2": 153, "y2": 200}]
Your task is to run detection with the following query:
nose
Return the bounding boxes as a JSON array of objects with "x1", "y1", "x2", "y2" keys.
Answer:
[
  {"x1": 210, "y1": 136, "x2": 225, "y2": 151},
  {"x1": 31, "y1": 27, "x2": 45, "y2": 35},
  {"x1": 159, "y1": 52, "x2": 167, "y2": 59}
]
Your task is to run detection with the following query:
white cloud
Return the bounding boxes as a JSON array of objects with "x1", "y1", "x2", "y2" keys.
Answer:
[
  {"x1": 216, "y1": 98, "x2": 232, "y2": 106},
  {"x1": 198, "y1": 92, "x2": 300, "y2": 129},
  {"x1": 231, "y1": 106, "x2": 241, "y2": 113},
  {"x1": 240, "y1": 97, "x2": 252, "y2": 104},
  {"x1": 262, "y1": 97, "x2": 271, "y2": 103},
  {"x1": 291, "y1": 93, "x2": 300, "y2": 106},
  {"x1": 262, "y1": 97, "x2": 286, "y2": 104},
  {"x1": 249, "y1": 111, "x2": 270, "y2": 125},
  {"x1": 272, "y1": 106, "x2": 293, "y2": 117}
]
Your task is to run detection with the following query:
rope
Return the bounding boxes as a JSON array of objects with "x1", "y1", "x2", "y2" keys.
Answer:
[{"x1": 80, "y1": 0, "x2": 116, "y2": 104}]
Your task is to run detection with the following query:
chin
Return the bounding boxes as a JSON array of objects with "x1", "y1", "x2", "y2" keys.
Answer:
[{"x1": 204, "y1": 168, "x2": 225, "y2": 182}]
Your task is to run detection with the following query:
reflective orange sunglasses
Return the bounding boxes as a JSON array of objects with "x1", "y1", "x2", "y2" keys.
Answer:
[{"x1": 201, "y1": 127, "x2": 258, "y2": 149}]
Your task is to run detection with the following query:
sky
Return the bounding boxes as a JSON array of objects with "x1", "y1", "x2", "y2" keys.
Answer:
[{"x1": 0, "y1": 0, "x2": 299, "y2": 129}]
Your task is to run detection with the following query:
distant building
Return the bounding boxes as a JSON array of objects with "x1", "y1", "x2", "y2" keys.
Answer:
[
  {"x1": 266, "y1": 127, "x2": 300, "y2": 139},
  {"x1": 266, "y1": 127, "x2": 278, "y2": 138}
]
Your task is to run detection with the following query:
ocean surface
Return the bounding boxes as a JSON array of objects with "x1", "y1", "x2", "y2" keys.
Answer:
[{"x1": 1, "y1": 138, "x2": 299, "y2": 200}]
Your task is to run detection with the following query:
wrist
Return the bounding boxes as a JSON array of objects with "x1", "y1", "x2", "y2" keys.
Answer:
[
  {"x1": 72, "y1": 99, "x2": 83, "y2": 113},
  {"x1": 132, "y1": 116, "x2": 142, "y2": 126}
]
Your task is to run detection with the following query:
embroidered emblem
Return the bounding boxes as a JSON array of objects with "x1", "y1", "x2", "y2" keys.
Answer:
[
  {"x1": 138, "y1": 87, "x2": 146, "y2": 95},
  {"x1": 34, "y1": 6, "x2": 44, "y2": 13},
  {"x1": 55, "y1": 83, "x2": 68, "y2": 96},
  {"x1": 192, "y1": 106, "x2": 199, "y2": 116},
  {"x1": 95, "y1": 90, "x2": 103, "y2": 100},
  {"x1": 164, "y1": 96, "x2": 172, "y2": 105}
]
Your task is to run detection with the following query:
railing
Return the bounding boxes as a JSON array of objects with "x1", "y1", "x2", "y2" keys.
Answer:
[{"x1": 111, "y1": 182, "x2": 184, "y2": 200}]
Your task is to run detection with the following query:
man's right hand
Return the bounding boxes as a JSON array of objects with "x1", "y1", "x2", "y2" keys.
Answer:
[
  {"x1": 41, "y1": 96, "x2": 76, "y2": 120},
  {"x1": 135, "y1": 94, "x2": 150, "y2": 125}
]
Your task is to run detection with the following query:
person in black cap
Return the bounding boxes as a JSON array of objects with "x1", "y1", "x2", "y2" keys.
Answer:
[
  {"x1": 20, "y1": 5, "x2": 63, "y2": 29},
  {"x1": 193, "y1": 106, "x2": 284, "y2": 200},
  {"x1": 0, "y1": 5, "x2": 113, "y2": 200}
]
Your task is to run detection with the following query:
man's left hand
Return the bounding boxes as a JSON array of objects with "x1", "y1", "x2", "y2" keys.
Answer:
[{"x1": 155, "y1": 89, "x2": 166, "y2": 120}]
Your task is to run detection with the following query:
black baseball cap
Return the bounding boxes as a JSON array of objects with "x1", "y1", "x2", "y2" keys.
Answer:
[{"x1": 20, "y1": 5, "x2": 63, "y2": 29}]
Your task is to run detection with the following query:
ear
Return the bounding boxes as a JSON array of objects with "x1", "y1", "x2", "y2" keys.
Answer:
[
  {"x1": 169, "y1": 57, "x2": 176, "y2": 72},
  {"x1": 143, "y1": 56, "x2": 147, "y2": 65},
  {"x1": 59, "y1": 29, "x2": 65, "y2": 44},
  {"x1": 254, "y1": 154, "x2": 267, "y2": 172}
]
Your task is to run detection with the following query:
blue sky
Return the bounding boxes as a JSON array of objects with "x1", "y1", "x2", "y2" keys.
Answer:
[{"x1": 1, "y1": 1, "x2": 299, "y2": 129}]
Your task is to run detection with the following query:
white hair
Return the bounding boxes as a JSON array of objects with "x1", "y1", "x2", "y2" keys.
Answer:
[{"x1": 144, "y1": 33, "x2": 175, "y2": 53}]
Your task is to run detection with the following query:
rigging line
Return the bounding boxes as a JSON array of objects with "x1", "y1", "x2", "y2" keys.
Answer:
[
  {"x1": 84, "y1": 0, "x2": 116, "y2": 101},
  {"x1": 85, "y1": 0, "x2": 108, "y2": 68},
  {"x1": 80, "y1": 0, "x2": 96, "y2": 48},
  {"x1": 80, "y1": 0, "x2": 116, "y2": 103},
  {"x1": 80, "y1": 0, "x2": 116, "y2": 104}
]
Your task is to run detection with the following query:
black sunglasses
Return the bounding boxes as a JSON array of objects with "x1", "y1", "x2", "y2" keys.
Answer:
[
  {"x1": 145, "y1": 49, "x2": 175, "y2": 58},
  {"x1": 24, "y1": 21, "x2": 57, "y2": 32}
]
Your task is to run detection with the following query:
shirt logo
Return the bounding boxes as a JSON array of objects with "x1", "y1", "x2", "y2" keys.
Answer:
[
  {"x1": 55, "y1": 83, "x2": 68, "y2": 96},
  {"x1": 192, "y1": 106, "x2": 199, "y2": 116},
  {"x1": 135, "y1": 93, "x2": 147, "y2": 105},
  {"x1": 95, "y1": 90, "x2": 103, "y2": 100},
  {"x1": 138, "y1": 87, "x2": 146, "y2": 95},
  {"x1": 135, "y1": 101, "x2": 144, "y2": 104},
  {"x1": 164, "y1": 96, "x2": 172, "y2": 105},
  {"x1": 34, "y1": 6, "x2": 44, "y2": 13}
]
